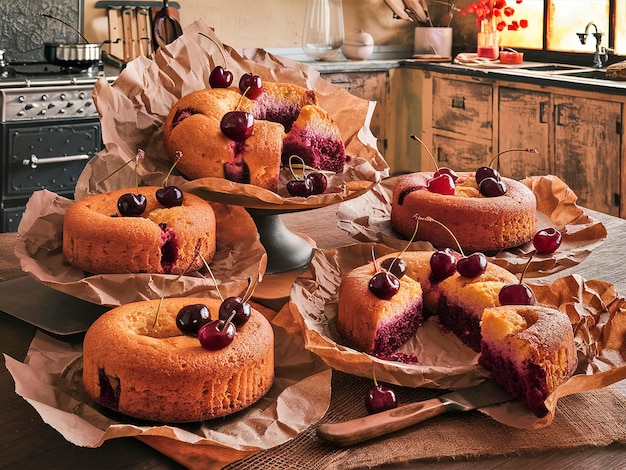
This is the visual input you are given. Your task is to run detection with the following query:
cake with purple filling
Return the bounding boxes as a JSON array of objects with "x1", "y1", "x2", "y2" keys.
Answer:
[
  {"x1": 337, "y1": 261, "x2": 424, "y2": 359},
  {"x1": 62, "y1": 187, "x2": 216, "y2": 275},
  {"x1": 479, "y1": 305, "x2": 577, "y2": 417}
]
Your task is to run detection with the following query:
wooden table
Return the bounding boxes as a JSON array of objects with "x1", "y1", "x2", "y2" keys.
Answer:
[{"x1": 1, "y1": 204, "x2": 625, "y2": 469}]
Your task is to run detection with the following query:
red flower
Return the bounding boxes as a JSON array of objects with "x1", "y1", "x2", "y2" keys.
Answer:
[{"x1": 461, "y1": 0, "x2": 529, "y2": 30}]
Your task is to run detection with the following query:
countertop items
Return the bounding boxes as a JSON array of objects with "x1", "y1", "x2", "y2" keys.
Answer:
[{"x1": 1, "y1": 197, "x2": 626, "y2": 469}]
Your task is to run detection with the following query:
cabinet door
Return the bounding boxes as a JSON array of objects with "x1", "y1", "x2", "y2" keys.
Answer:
[
  {"x1": 554, "y1": 95, "x2": 621, "y2": 216},
  {"x1": 322, "y1": 71, "x2": 388, "y2": 153},
  {"x1": 432, "y1": 77, "x2": 493, "y2": 139},
  {"x1": 498, "y1": 87, "x2": 551, "y2": 180},
  {"x1": 433, "y1": 134, "x2": 492, "y2": 171}
]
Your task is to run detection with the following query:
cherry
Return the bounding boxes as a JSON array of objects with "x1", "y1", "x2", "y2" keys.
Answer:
[
  {"x1": 117, "y1": 193, "x2": 147, "y2": 217},
  {"x1": 499, "y1": 283, "x2": 536, "y2": 306},
  {"x1": 427, "y1": 173, "x2": 455, "y2": 195},
  {"x1": 209, "y1": 65, "x2": 233, "y2": 88},
  {"x1": 286, "y1": 177, "x2": 313, "y2": 197},
  {"x1": 218, "y1": 296, "x2": 251, "y2": 326},
  {"x1": 176, "y1": 304, "x2": 211, "y2": 335},
  {"x1": 220, "y1": 111, "x2": 254, "y2": 142},
  {"x1": 433, "y1": 167, "x2": 458, "y2": 182},
  {"x1": 430, "y1": 249, "x2": 457, "y2": 282},
  {"x1": 479, "y1": 177, "x2": 507, "y2": 197},
  {"x1": 365, "y1": 384, "x2": 398, "y2": 414},
  {"x1": 475, "y1": 166, "x2": 500, "y2": 185},
  {"x1": 456, "y1": 252, "x2": 488, "y2": 278},
  {"x1": 156, "y1": 185, "x2": 183, "y2": 207},
  {"x1": 368, "y1": 271, "x2": 400, "y2": 300},
  {"x1": 239, "y1": 73, "x2": 264, "y2": 100},
  {"x1": 380, "y1": 257, "x2": 407, "y2": 280},
  {"x1": 533, "y1": 227, "x2": 562, "y2": 254},
  {"x1": 306, "y1": 172, "x2": 328, "y2": 195},
  {"x1": 198, "y1": 319, "x2": 236, "y2": 350}
]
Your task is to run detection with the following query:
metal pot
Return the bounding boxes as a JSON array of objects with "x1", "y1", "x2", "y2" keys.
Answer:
[{"x1": 44, "y1": 42, "x2": 103, "y2": 68}]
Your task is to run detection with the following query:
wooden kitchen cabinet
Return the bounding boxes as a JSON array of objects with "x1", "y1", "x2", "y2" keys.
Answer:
[
  {"x1": 321, "y1": 70, "x2": 389, "y2": 154},
  {"x1": 405, "y1": 68, "x2": 624, "y2": 217}
]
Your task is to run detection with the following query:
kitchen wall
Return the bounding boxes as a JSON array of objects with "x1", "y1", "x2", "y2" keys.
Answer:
[{"x1": 83, "y1": 0, "x2": 416, "y2": 51}]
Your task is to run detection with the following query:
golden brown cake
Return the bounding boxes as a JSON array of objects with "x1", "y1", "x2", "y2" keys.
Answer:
[
  {"x1": 337, "y1": 261, "x2": 423, "y2": 359},
  {"x1": 479, "y1": 305, "x2": 577, "y2": 417},
  {"x1": 162, "y1": 81, "x2": 346, "y2": 192},
  {"x1": 63, "y1": 186, "x2": 216, "y2": 275},
  {"x1": 82, "y1": 297, "x2": 275, "y2": 423},
  {"x1": 391, "y1": 172, "x2": 537, "y2": 252}
]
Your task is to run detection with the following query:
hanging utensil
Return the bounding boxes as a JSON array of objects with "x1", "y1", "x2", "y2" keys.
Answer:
[
  {"x1": 402, "y1": 0, "x2": 432, "y2": 26},
  {"x1": 152, "y1": 0, "x2": 183, "y2": 51},
  {"x1": 137, "y1": 7, "x2": 152, "y2": 57},
  {"x1": 384, "y1": 0, "x2": 412, "y2": 21},
  {"x1": 107, "y1": 6, "x2": 124, "y2": 60}
]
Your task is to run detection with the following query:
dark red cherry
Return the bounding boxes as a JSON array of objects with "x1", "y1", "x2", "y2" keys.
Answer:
[
  {"x1": 209, "y1": 65, "x2": 233, "y2": 88},
  {"x1": 117, "y1": 193, "x2": 147, "y2": 217},
  {"x1": 155, "y1": 185, "x2": 183, "y2": 207},
  {"x1": 456, "y1": 252, "x2": 488, "y2": 278},
  {"x1": 365, "y1": 384, "x2": 398, "y2": 414},
  {"x1": 533, "y1": 227, "x2": 562, "y2": 254},
  {"x1": 430, "y1": 249, "x2": 457, "y2": 282},
  {"x1": 239, "y1": 73, "x2": 264, "y2": 100},
  {"x1": 218, "y1": 296, "x2": 251, "y2": 326},
  {"x1": 433, "y1": 167, "x2": 458, "y2": 182},
  {"x1": 368, "y1": 271, "x2": 400, "y2": 300},
  {"x1": 475, "y1": 166, "x2": 501, "y2": 185},
  {"x1": 220, "y1": 111, "x2": 254, "y2": 142},
  {"x1": 479, "y1": 177, "x2": 507, "y2": 197},
  {"x1": 499, "y1": 283, "x2": 536, "y2": 306},
  {"x1": 306, "y1": 172, "x2": 328, "y2": 195},
  {"x1": 380, "y1": 257, "x2": 407, "y2": 279},
  {"x1": 427, "y1": 173, "x2": 455, "y2": 195},
  {"x1": 286, "y1": 177, "x2": 313, "y2": 197},
  {"x1": 198, "y1": 319, "x2": 236, "y2": 350},
  {"x1": 176, "y1": 304, "x2": 211, "y2": 335}
]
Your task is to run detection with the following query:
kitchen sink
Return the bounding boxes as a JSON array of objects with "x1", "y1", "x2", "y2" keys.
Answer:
[
  {"x1": 519, "y1": 64, "x2": 584, "y2": 71},
  {"x1": 559, "y1": 69, "x2": 609, "y2": 80}
]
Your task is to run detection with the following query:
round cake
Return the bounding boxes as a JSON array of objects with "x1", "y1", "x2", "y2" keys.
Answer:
[
  {"x1": 391, "y1": 172, "x2": 537, "y2": 252},
  {"x1": 63, "y1": 186, "x2": 216, "y2": 275},
  {"x1": 82, "y1": 297, "x2": 275, "y2": 423},
  {"x1": 162, "y1": 81, "x2": 346, "y2": 192},
  {"x1": 336, "y1": 250, "x2": 577, "y2": 417}
]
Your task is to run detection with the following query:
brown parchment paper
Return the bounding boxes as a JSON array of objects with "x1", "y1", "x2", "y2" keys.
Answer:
[
  {"x1": 337, "y1": 175, "x2": 607, "y2": 277},
  {"x1": 14, "y1": 189, "x2": 266, "y2": 307},
  {"x1": 76, "y1": 21, "x2": 388, "y2": 211},
  {"x1": 3, "y1": 302, "x2": 332, "y2": 470},
  {"x1": 288, "y1": 243, "x2": 626, "y2": 429}
]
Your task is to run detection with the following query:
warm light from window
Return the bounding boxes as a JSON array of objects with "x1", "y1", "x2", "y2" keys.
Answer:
[
  {"x1": 548, "y1": 0, "x2": 609, "y2": 52},
  {"x1": 500, "y1": 0, "x2": 543, "y2": 49}
]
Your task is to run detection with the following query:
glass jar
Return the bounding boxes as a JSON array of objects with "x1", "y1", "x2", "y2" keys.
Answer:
[
  {"x1": 477, "y1": 17, "x2": 499, "y2": 59},
  {"x1": 303, "y1": 0, "x2": 344, "y2": 60}
]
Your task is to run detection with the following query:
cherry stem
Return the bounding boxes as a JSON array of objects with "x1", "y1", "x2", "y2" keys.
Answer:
[
  {"x1": 200, "y1": 253, "x2": 224, "y2": 302},
  {"x1": 288, "y1": 155, "x2": 307, "y2": 181},
  {"x1": 518, "y1": 253, "x2": 534, "y2": 284},
  {"x1": 220, "y1": 310, "x2": 238, "y2": 332},
  {"x1": 163, "y1": 150, "x2": 183, "y2": 186},
  {"x1": 372, "y1": 366, "x2": 379, "y2": 387},
  {"x1": 414, "y1": 215, "x2": 465, "y2": 257},
  {"x1": 410, "y1": 134, "x2": 439, "y2": 171},
  {"x1": 198, "y1": 32, "x2": 229, "y2": 70},
  {"x1": 386, "y1": 217, "x2": 420, "y2": 274},
  {"x1": 487, "y1": 148, "x2": 538, "y2": 168},
  {"x1": 235, "y1": 92, "x2": 246, "y2": 111},
  {"x1": 242, "y1": 274, "x2": 260, "y2": 303}
]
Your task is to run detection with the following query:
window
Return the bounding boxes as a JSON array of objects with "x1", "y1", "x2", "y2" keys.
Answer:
[{"x1": 501, "y1": 0, "x2": 624, "y2": 57}]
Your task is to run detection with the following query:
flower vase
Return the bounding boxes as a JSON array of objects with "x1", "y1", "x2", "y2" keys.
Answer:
[
  {"x1": 477, "y1": 18, "x2": 499, "y2": 59},
  {"x1": 303, "y1": 0, "x2": 345, "y2": 61}
]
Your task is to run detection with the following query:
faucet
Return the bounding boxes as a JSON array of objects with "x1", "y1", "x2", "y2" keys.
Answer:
[{"x1": 577, "y1": 22, "x2": 608, "y2": 68}]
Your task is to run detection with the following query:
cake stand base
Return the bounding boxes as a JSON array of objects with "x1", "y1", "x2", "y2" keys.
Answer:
[{"x1": 248, "y1": 210, "x2": 313, "y2": 275}]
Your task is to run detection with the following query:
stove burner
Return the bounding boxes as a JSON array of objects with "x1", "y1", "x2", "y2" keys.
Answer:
[{"x1": 9, "y1": 61, "x2": 103, "y2": 77}]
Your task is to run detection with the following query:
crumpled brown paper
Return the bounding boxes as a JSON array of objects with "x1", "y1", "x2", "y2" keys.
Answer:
[
  {"x1": 76, "y1": 21, "x2": 388, "y2": 211},
  {"x1": 337, "y1": 175, "x2": 607, "y2": 277},
  {"x1": 15, "y1": 189, "x2": 266, "y2": 307},
  {"x1": 3, "y1": 302, "x2": 332, "y2": 470},
  {"x1": 288, "y1": 243, "x2": 626, "y2": 429}
]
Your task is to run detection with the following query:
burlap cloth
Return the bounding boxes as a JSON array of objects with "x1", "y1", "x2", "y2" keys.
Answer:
[{"x1": 218, "y1": 305, "x2": 626, "y2": 470}]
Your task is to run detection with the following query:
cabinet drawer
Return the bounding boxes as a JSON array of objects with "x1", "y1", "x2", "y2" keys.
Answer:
[
  {"x1": 432, "y1": 77, "x2": 493, "y2": 138},
  {"x1": 432, "y1": 134, "x2": 492, "y2": 171}
]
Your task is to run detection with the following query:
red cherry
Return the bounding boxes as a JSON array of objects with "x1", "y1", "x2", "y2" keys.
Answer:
[
  {"x1": 176, "y1": 304, "x2": 211, "y2": 335},
  {"x1": 380, "y1": 257, "x2": 407, "y2": 280},
  {"x1": 368, "y1": 271, "x2": 400, "y2": 300},
  {"x1": 532, "y1": 227, "x2": 562, "y2": 254},
  {"x1": 220, "y1": 111, "x2": 254, "y2": 142},
  {"x1": 286, "y1": 177, "x2": 313, "y2": 197},
  {"x1": 430, "y1": 249, "x2": 457, "y2": 282},
  {"x1": 209, "y1": 65, "x2": 233, "y2": 88},
  {"x1": 239, "y1": 73, "x2": 264, "y2": 100},
  {"x1": 117, "y1": 193, "x2": 147, "y2": 217},
  {"x1": 456, "y1": 252, "x2": 488, "y2": 278},
  {"x1": 155, "y1": 185, "x2": 183, "y2": 207},
  {"x1": 218, "y1": 296, "x2": 251, "y2": 326},
  {"x1": 427, "y1": 174, "x2": 455, "y2": 195},
  {"x1": 306, "y1": 172, "x2": 328, "y2": 195},
  {"x1": 479, "y1": 176, "x2": 507, "y2": 197},
  {"x1": 433, "y1": 167, "x2": 458, "y2": 182},
  {"x1": 365, "y1": 384, "x2": 398, "y2": 414},
  {"x1": 475, "y1": 166, "x2": 501, "y2": 185},
  {"x1": 498, "y1": 283, "x2": 536, "y2": 306},
  {"x1": 198, "y1": 319, "x2": 236, "y2": 350}
]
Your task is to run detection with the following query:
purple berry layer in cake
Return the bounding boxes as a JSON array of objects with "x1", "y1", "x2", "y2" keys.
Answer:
[
  {"x1": 371, "y1": 298, "x2": 424, "y2": 358},
  {"x1": 437, "y1": 298, "x2": 483, "y2": 352},
  {"x1": 282, "y1": 126, "x2": 346, "y2": 173}
]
